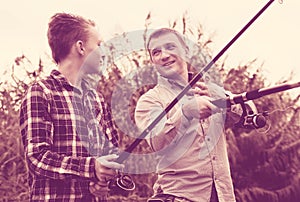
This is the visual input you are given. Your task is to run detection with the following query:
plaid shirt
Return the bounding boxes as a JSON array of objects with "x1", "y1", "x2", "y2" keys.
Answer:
[{"x1": 19, "y1": 70, "x2": 118, "y2": 201}]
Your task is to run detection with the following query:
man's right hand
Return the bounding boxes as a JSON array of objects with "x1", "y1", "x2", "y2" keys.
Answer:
[
  {"x1": 90, "y1": 154, "x2": 124, "y2": 198},
  {"x1": 182, "y1": 95, "x2": 219, "y2": 120},
  {"x1": 94, "y1": 154, "x2": 124, "y2": 182}
]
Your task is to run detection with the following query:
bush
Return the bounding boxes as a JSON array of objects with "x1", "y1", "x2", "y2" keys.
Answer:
[{"x1": 1, "y1": 15, "x2": 299, "y2": 202}]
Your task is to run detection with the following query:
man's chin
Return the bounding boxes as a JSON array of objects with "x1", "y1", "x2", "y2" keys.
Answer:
[
  {"x1": 97, "y1": 65, "x2": 107, "y2": 75},
  {"x1": 157, "y1": 68, "x2": 180, "y2": 79},
  {"x1": 87, "y1": 67, "x2": 105, "y2": 76}
]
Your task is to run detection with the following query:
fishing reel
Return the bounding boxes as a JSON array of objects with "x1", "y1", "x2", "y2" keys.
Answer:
[
  {"x1": 108, "y1": 172, "x2": 136, "y2": 196},
  {"x1": 234, "y1": 101, "x2": 268, "y2": 129},
  {"x1": 240, "y1": 110, "x2": 268, "y2": 129}
]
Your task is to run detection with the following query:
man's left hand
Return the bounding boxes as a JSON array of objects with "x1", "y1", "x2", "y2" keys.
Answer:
[{"x1": 190, "y1": 81, "x2": 210, "y2": 97}]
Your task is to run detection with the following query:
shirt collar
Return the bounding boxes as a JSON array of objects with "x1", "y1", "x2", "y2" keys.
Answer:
[
  {"x1": 50, "y1": 69, "x2": 73, "y2": 89},
  {"x1": 50, "y1": 69, "x2": 93, "y2": 94},
  {"x1": 157, "y1": 72, "x2": 194, "y2": 91}
]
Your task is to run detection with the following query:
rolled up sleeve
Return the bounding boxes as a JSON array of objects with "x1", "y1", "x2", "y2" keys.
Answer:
[{"x1": 135, "y1": 91, "x2": 191, "y2": 152}]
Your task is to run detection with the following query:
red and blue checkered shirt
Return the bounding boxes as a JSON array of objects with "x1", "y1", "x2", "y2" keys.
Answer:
[{"x1": 19, "y1": 70, "x2": 119, "y2": 201}]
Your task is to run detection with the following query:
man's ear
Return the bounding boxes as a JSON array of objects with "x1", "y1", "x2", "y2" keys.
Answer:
[
  {"x1": 75, "y1": 40, "x2": 85, "y2": 56},
  {"x1": 149, "y1": 54, "x2": 153, "y2": 62},
  {"x1": 184, "y1": 46, "x2": 191, "y2": 63},
  {"x1": 184, "y1": 45, "x2": 190, "y2": 55}
]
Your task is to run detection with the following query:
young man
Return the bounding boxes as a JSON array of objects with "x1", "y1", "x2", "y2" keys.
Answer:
[
  {"x1": 135, "y1": 28, "x2": 237, "y2": 202},
  {"x1": 19, "y1": 13, "x2": 123, "y2": 201}
]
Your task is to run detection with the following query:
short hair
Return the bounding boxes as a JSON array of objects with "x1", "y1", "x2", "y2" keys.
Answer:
[
  {"x1": 146, "y1": 28, "x2": 189, "y2": 58},
  {"x1": 47, "y1": 13, "x2": 95, "y2": 64}
]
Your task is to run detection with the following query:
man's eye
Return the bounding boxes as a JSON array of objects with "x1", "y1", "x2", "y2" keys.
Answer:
[
  {"x1": 152, "y1": 50, "x2": 160, "y2": 56},
  {"x1": 166, "y1": 44, "x2": 176, "y2": 50},
  {"x1": 98, "y1": 41, "x2": 104, "y2": 47}
]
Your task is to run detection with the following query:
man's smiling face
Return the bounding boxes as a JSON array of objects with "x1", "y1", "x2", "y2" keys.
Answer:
[{"x1": 148, "y1": 32, "x2": 189, "y2": 80}]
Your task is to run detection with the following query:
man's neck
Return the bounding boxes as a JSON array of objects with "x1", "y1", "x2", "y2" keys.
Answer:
[
  {"x1": 58, "y1": 59, "x2": 82, "y2": 87},
  {"x1": 169, "y1": 71, "x2": 189, "y2": 87}
]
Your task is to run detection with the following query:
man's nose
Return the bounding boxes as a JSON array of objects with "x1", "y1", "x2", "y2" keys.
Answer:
[
  {"x1": 160, "y1": 49, "x2": 170, "y2": 61},
  {"x1": 98, "y1": 44, "x2": 107, "y2": 56}
]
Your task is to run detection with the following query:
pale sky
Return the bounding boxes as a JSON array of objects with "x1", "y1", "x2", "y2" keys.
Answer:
[{"x1": 0, "y1": 0, "x2": 299, "y2": 96}]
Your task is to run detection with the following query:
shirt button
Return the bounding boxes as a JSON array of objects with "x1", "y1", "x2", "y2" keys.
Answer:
[
  {"x1": 212, "y1": 156, "x2": 216, "y2": 160},
  {"x1": 206, "y1": 137, "x2": 210, "y2": 141}
]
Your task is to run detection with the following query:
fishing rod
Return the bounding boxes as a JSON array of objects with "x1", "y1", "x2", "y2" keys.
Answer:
[
  {"x1": 212, "y1": 81, "x2": 300, "y2": 109},
  {"x1": 116, "y1": 0, "x2": 277, "y2": 163},
  {"x1": 212, "y1": 81, "x2": 300, "y2": 129},
  {"x1": 108, "y1": 0, "x2": 283, "y2": 193}
]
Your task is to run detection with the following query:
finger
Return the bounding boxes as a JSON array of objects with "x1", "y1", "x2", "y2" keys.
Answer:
[
  {"x1": 94, "y1": 189, "x2": 109, "y2": 195},
  {"x1": 98, "y1": 166, "x2": 117, "y2": 176},
  {"x1": 89, "y1": 185, "x2": 95, "y2": 193},
  {"x1": 97, "y1": 154, "x2": 125, "y2": 170},
  {"x1": 95, "y1": 169, "x2": 117, "y2": 182},
  {"x1": 199, "y1": 96, "x2": 220, "y2": 114},
  {"x1": 194, "y1": 82, "x2": 208, "y2": 91},
  {"x1": 91, "y1": 187, "x2": 109, "y2": 196},
  {"x1": 100, "y1": 161, "x2": 125, "y2": 170},
  {"x1": 99, "y1": 154, "x2": 119, "y2": 162},
  {"x1": 93, "y1": 184, "x2": 110, "y2": 192},
  {"x1": 92, "y1": 188, "x2": 109, "y2": 196},
  {"x1": 95, "y1": 182, "x2": 107, "y2": 189},
  {"x1": 190, "y1": 87, "x2": 210, "y2": 96}
]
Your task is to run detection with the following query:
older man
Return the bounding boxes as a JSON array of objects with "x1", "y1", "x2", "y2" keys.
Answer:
[{"x1": 135, "y1": 28, "x2": 237, "y2": 202}]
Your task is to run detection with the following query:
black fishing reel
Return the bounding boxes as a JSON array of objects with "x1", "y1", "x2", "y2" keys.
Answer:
[
  {"x1": 108, "y1": 173, "x2": 135, "y2": 196},
  {"x1": 242, "y1": 110, "x2": 268, "y2": 129},
  {"x1": 234, "y1": 101, "x2": 269, "y2": 129}
]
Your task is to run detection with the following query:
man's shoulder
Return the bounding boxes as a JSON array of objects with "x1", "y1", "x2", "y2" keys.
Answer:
[
  {"x1": 139, "y1": 85, "x2": 160, "y2": 99},
  {"x1": 137, "y1": 85, "x2": 167, "y2": 107},
  {"x1": 42, "y1": 71, "x2": 60, "y2": 86},
  {"x1": 27, "y1": 72, "x2": 59, "y2": 95}
]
